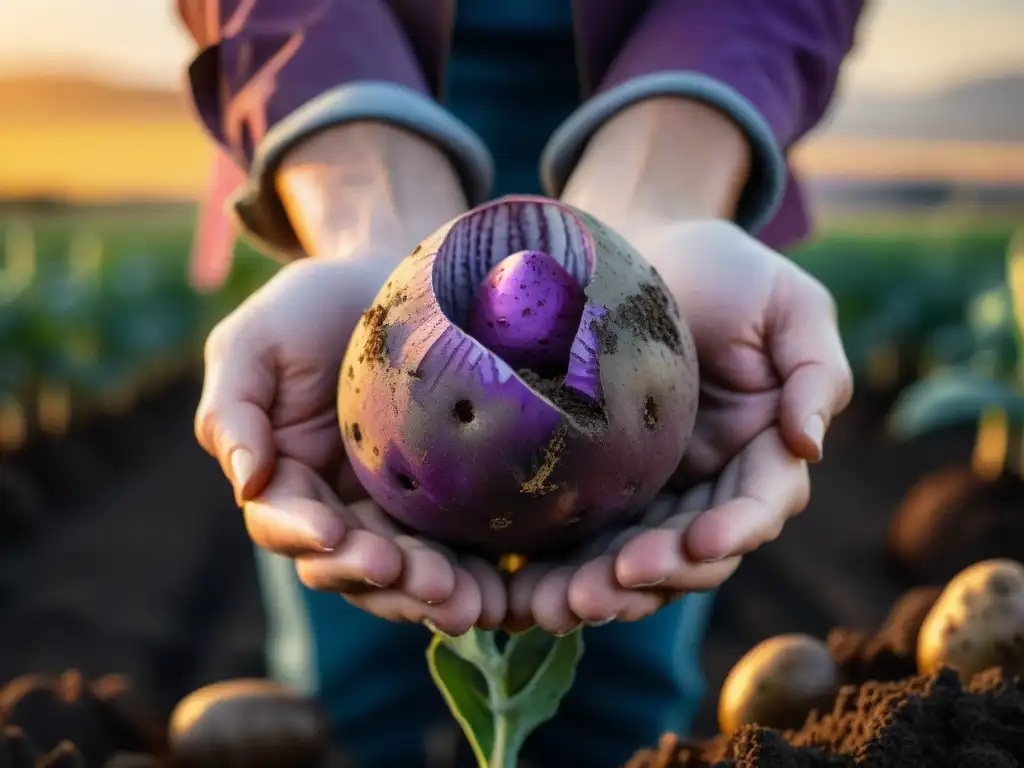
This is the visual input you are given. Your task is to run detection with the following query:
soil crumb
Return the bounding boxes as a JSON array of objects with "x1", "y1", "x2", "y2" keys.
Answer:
[
  {"x1": 360, "y1": 305, "x2": 390, "y2": 365},
  {"x1": 517, "y1": 369, "x2": 607, "y2": 432},
  {"x1": 626, "y1": 667, "x2": 1024, "y2": 768},
  {"x1": 358, "y1": 289, "x2": 408, "y2": 366},
  {"x1": 520, "y1": 422, "x2": 567, "y2": 496}
]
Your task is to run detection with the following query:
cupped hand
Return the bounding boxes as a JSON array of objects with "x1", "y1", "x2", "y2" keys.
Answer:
[
  {"x1": 505, "y1": 427, "x2": 806, "y2": 635},
  {"x1": 195, "y1": 257, "x2": 505, "y2": 635},
  {"x1": 505, "y1": 216, "x2": 852, "y2": 634}
]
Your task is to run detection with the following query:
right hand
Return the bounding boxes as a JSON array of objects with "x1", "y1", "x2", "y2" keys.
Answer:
[{"x1": 195, "y1": 257, "x2": 506, "y2": 635}]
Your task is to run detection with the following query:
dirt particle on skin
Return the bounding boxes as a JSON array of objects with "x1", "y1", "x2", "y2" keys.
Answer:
[
  {"x1": 407, "y1": 368, "x2": 424, "y2": 379},
  {"x1": 517, "y1": 369, "x2": 607, "y2": 432},
  {"x1": 360, "y1": 290, "x2": 409, "y2": 366},
  {"x1": 347, "y1": 366, "x2": 354, "y2": 380},
  {"x1": 615, "y1": 283, "x2": 683, "y2": 355},
  {"x1": 520, "y1": 422, "x2": 568, "y2": 496},
  {"x1": 522, "y1": 307, "x2": 533, "y2": 317},
  {"x1": 643, "y1": 395, "x2": 658, "y2": 430},
  {"x1": 490, "y1": 517, "x2": 512, "y2": 530},
  {"x1": 590, "y1": 316, "x2": 619, "y2": 354},
  {"x1": 361, "y1": 305, "x2": 390, "y2": 364}
]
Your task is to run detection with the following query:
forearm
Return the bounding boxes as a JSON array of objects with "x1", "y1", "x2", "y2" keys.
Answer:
[
  {"x1": 275, "y1": 122, "x2": 468, "y2": 262},
  {"x1": 561, "y1": 98, "x2": 751, "y2": 233}
]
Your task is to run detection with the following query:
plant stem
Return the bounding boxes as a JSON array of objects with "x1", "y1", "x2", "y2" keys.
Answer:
[{"x1": 488, "y1": 691, "x2": 511, "y2": 768}]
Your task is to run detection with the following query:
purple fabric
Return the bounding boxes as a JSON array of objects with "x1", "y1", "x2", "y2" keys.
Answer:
[
  {"x1": 178, "y1": 0, "x2": 430, "y2": 169},
  {"x1": 176, "y1": 0, "x2": 863, "y2": 247}
]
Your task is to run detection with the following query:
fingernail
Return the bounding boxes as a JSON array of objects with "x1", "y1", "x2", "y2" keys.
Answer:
[
  {"x1": 802, "y1": 414, "x2": 825, "y2": 460},
  {"x1": 584, "y1": 616, "x2": 617, "y2": 628},
  {"x1": 230, "y1": 448, "x2": 255, "y2": 491},
  {"x1": 700, "y1": 556, "x2": 727, "y2": 564},
  {"x1": 552, "y1": 625, "x2": 581, "y2": 638},
  {"x1": 423, "y1": 619, "x2": 450, "y2": 637},
  {"x1": 364, "y1": 578, "x2": 387, "y2": 588}
]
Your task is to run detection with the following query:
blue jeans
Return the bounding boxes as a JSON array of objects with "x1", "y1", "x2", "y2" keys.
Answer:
[{"x1": 300, "y1": 587, "x2": 716, "y2": 767}]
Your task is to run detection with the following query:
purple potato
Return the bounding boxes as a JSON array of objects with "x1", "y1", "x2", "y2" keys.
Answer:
[
  {"x1": 466, "y1": 249, "x2": 586, "y2": 374},
  {"x1": 337, "y1": 195, "x2": 698, "y2": 555}
]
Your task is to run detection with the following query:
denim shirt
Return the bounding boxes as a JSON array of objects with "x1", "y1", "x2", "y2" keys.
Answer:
[{"x1": 444, "y1": 1, "x2": 579, "y2": 197}]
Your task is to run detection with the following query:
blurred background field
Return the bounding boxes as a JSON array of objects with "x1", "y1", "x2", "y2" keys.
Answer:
[{"x1": 0, "y1": 0, "x2": 1022, "y2": 747}]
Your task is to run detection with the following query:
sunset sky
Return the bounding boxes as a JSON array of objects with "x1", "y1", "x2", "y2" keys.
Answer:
[{"x1": 1, "y1": 0, "x2": 1023, "y2": 200}]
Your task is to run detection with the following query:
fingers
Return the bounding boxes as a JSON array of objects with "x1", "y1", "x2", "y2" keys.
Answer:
[
  {"x1": 344, "y1": 567, "x2": 483, "y2": 637},
  {"x1": 616, "y1": 530, "x2": 743, "y2": 591},
  {"x1": 568, "y1": 556, "x2": 665, "y2": 625},
  {"x1": 769, "y1": 275, "x2": 854, "y2": 462},
  {"x1": 461, "y1": 556, "x2": 507, "y2": 631},
  {"x1": 683, "y1": 428, "x2": 809, "y2": 563},
  {"x1": 295, "y1": 530, "x2": 403, "y2": 590},
  {"x1": 244, "y1": 458, "x2": 346, "y2": 554},
  {"x1": 195, "y1": 321, "x2": 277, "y2": 503}
]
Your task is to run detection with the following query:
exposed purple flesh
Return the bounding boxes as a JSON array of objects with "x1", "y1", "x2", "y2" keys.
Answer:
[
  {"x1": 337, "y1": 195, "x2": 699, "y2": 556},
  {"x1": 466, "y1": 250, "x2": 587, "y2": 376}
]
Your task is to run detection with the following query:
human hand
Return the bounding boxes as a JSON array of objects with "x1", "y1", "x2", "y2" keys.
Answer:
[
  {"x1": 505, "y1": 427, "x2": 806, "y2": 634},
  {"x1": 504, "y1": 217, "x2": 851, "y2": 632},
  {"x1": 195, "y1": 257, "x2": 504, "y2": 635}
]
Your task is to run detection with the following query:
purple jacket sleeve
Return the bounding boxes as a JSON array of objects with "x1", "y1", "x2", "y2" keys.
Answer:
[
  {"x1": 542, "y1": 0, "x2": 864, "y2": 244},
  {"x1": 176, "y1": 0, "x2": 491, "y2": 259}
]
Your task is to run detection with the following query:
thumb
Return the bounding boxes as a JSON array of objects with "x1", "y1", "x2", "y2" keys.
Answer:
[
  {"x1": 195, "y1": 321, "x2": 277, "y2": 503},
  {"x1": 769, "y1": 275, "x2": 854, "y2": 462}
]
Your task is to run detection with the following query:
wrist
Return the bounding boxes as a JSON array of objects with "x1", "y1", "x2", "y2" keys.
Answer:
[
  {"x1": 275, "y1": 122, "x2": 468, "y2": 263},
  {"x1": 561, "y1": 97, "x2": 751, "y2": 234}
]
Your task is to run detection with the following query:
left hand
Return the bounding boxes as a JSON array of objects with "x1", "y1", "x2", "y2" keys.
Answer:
[{"x1": 505, "y1": 218, "x2": 853, "y2": 634}]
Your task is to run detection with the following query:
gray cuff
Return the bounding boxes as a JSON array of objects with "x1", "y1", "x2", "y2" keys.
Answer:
[
  {"x1": 230, "y1": 81, "x2": 494, "y2": 260},
  {"x1": 540, "y1": 72, "x2": 786, "y2": 234}
]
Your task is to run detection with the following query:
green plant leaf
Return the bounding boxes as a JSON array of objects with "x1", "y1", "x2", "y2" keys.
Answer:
[
  {"x1": 888, "y1": 367, "x2": 1024, "y2": 440},
  {"x1": 428, "y1": 635, "x2": 496, "y2": 767},
  {"x1": 426, "y1": 627, "x2": 584, "y2": 768}
]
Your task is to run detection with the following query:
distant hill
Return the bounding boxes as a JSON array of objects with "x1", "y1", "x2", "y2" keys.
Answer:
[
  {"x1": 819, "y1": 73, "x2": 1024, "y2": 142},
  {"x1": 0, "y1": 72, "x2": 1021, "y2": 202}
]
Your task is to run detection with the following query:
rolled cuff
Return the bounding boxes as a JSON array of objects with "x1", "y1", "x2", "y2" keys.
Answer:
[
  {"x1": 230, "y1": 81, "x2": 494, "y2": 260},
  {"x1": 540, "y1": 71, "x2": 787, "y2": 235}
]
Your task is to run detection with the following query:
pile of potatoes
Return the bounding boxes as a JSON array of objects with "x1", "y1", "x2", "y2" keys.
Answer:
[{"x1": 718, "y1": 558, "x2": 1024, "y2": 736}]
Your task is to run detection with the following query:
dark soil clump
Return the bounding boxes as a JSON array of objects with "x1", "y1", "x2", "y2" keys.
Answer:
[
  {"x1": 614, "y1": 284, "x2": 682, "y2": 355},
  {"x1": 588, "y1": 283, "x2": 683, "y2": 358},
  {"x1": 626, "y1": 667, "x2": 1024, "y2": 768},
  {"x1": 516, "y1": 369, "x2": 607, "y2": 432}
]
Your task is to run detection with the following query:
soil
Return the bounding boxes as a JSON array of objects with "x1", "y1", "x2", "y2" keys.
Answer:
[
  {"x1": 626, "y1": 668, "x2": 1024, "y2": 768},
  {"x1": 625, "y1": 582, "x2": 1024, "y2": 767},
  {"x1": 516, "y1": 369, "x2": 607, "y2": 431},
  {"x1": 886, "y1": 467, "x2": 1024, "y2": 585},
  {"x1": 2, "y1": 379, "x2": 1021, "y2": 767},
  {"x1": 588, "y1": 283, "x2": 683, "y2": 358},
  {"x1": 692, "y1": 397, "x2": 984, "y2": 736},
  {"x1": 0, "y1": 377, "x2": 266, "y2": 713}
]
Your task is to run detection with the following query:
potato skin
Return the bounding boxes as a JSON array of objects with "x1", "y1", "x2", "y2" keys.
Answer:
[
  {"x1": 917, "y1": 558, "x2": 1024, "y2": 680},
  {"x1": 337, "y1": 196, "x2": 698, "y2": 555},
  {"x1": 718, "y1": 633, "x2": 840, "y2": 736}
]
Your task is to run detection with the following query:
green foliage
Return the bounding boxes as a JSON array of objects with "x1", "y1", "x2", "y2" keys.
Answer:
[
  {"x1": 0, "y1": 211, "x2": 278, "y2": 446},
  {"x1": 790, "y1": 223, "x2": 1017, "y2": 386},
  {"x1": 887, "y1": 225, "x2": 1024, "y2": 443},
  {"x1": 427, "y1": 628, "x2": 583, "y2": 768},
  {"x1": 889, "y1": 368, "x2": 1024, "y2": 440}
]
